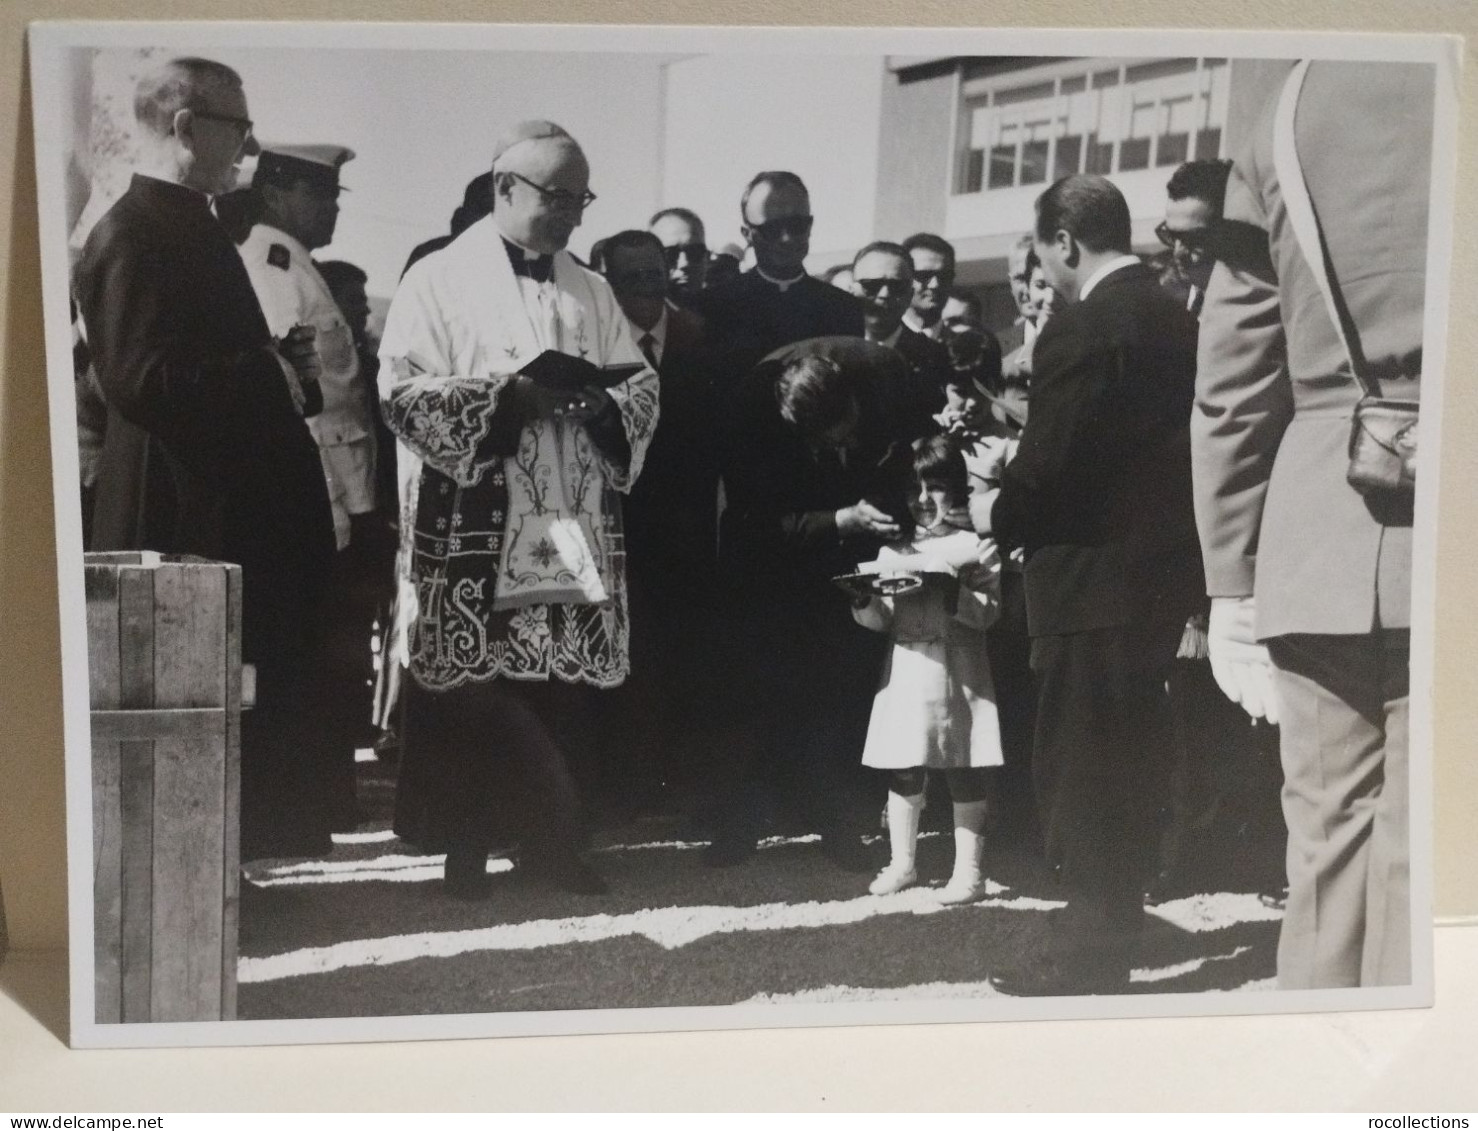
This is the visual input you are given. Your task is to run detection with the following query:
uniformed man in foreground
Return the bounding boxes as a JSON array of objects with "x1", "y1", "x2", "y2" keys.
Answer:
[
  {"x1": 240, "y1": 143, "x2": 388, "y2": 830},
  {"x1": 1194, "y1": 60, "x2": 1429, "y2": 988}
]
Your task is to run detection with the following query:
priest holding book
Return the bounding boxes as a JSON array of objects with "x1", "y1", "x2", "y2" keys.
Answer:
[{"x1": 378, "y1": 120, "x2": 659, "y2": 899}]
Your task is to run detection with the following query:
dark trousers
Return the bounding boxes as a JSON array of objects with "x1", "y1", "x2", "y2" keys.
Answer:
[
  {"x1": 400, "y1": 677, "x2": 595, "y2": 865},
  {"x1": 1029, "y1": 611, "x2": 1186, "y2": 924},
  {"x1": 1267, "y1": 629, "x2": 1410, "y2": 989},
  {"x1": 985, "y1": 568, "x2": 1038, "y2": 838},
  {"x1": 315, "y1": 514, "x2": 398, "y2": 827},
  {"x1": 711, "y1": 595, "x2": 887, "y2": 841}
]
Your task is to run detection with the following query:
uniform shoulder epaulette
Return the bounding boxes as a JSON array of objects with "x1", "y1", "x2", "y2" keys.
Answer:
[{"x1": 268, "y1": 244, "x2": 291, "y2": 270}]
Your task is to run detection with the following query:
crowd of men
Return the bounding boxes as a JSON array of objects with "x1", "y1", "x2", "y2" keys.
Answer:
[{"x1": 71, "y1": 56, "x2": 1425, "y2": 997}]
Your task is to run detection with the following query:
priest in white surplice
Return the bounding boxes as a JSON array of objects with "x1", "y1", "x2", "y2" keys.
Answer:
[{"x1": 379, "y1": 122, "x2": 659, "y2": 898}]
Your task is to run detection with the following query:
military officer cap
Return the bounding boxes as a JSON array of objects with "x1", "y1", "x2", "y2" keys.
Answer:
[{"x1": 252, "y1": 144, "x2": 355, "y2": 194}]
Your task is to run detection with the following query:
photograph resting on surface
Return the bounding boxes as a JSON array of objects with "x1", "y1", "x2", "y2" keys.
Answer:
[{"x1": 26, "y1": 21, "x2": 1454, "y2": 1047}]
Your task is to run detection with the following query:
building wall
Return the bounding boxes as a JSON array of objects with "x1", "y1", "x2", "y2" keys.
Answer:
[
  {"x1": 661, "y1": 53, "x2": 885, "y2": 267},
  {"x1": 871, "y1": 61, "x2": 955, "y2": 243}
]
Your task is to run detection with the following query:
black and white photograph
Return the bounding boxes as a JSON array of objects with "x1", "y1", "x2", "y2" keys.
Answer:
[{"x1": 25, "y1": 20, "x2": 1455, "y2": 1049}]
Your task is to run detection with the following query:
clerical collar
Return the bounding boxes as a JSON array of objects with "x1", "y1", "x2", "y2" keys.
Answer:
[
  {"x1": 902, "y1": 309, "x2": 943, "y2": 340},
  {"x1": 755, "y1": 266, "x2": 807, "y2": 292},
  {"x1": 502, "y1": 238, "x2": 553, "y2": 283}
]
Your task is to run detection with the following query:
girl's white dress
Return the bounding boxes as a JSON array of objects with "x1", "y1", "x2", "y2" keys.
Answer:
[{"x1": 853, "y1": 527, "x2": 1003, "y2": 770}]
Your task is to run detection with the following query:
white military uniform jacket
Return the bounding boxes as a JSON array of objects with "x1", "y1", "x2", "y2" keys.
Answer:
[{"x1": 240, "y1": 222, "x2": 376, "y2": 549}]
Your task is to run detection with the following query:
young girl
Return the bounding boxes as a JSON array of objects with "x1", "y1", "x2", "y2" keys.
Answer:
[{"x1": 851, "y1": 434, "x2": 1003, "y2": 903}]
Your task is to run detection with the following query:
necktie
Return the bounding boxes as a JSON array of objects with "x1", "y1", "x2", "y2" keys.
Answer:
[
  {"x1": 638, "y1": 332, "x2": 659, "y2": 371},
  {"x1": 504, "y1": 240, "x2": 552, "y2": 283}
]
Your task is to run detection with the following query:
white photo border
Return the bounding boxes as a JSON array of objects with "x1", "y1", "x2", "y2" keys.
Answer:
[{"x1": 27, "y1": 18, "x2": 1459, "y2": 1050}]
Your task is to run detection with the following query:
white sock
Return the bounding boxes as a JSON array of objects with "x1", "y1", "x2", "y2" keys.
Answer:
[
  {"x1": 870, "y1": 791, "x2": 923, "y2": 894},
  {"x1": 940, "y1": 800, "x2": 989, "y2": 902}
]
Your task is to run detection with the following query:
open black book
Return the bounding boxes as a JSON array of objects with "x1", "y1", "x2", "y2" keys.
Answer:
[{"x1": 520, "y1": 349, "x2": 647, "y2": 391}]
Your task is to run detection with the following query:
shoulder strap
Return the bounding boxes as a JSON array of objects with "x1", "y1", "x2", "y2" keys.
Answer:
[{"x1": 1273, "y1": 59, "x2": 1378, "y2": 397}]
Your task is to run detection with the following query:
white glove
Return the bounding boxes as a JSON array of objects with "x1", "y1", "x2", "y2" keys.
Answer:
[{"x1": 1207, "y1": 596, "x2": 1281, "y2": 726}]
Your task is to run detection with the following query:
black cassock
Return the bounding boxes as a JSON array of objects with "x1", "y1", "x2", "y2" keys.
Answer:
[
  {"x1": 715, "y1": 336, "x2": 937, "y2": 838},
  {"x1": 76, "y1": 174, "x2": 340, "y2": 860}
]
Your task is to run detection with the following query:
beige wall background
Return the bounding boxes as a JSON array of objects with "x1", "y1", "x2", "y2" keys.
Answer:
[{"x1": 1, "y1": 0, "x2": 1473, "y2": 961}]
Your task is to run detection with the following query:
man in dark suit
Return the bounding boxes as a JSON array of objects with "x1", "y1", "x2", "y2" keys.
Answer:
[
  {"x1": 75, "y1": 57, "x2": 338, "y2": 861},
  {"x1": 694, "y1": 171, "x2": 863, "y2": 377},
  {"x1": 1159, "y1": 159, "x2": 1234, "y2": 318},
  {"x1": 984, "y1": 175, "x2": 1203, "y2": 994},
  {"x1": 711, "y1": 337, "x2": 936, "y2": 868},
  {"x1": 1195, "y1": 61, "x2": 1430, "y2": 988},
  {"x1": 649, "y1": 206, "x2": 710, "y2": 304},
  {"x1": 596, "y1": 229, "x2": 719, "y2": 803},
  {"x1": 850, "y1": 240, "x2": 951, "y2": 410}
]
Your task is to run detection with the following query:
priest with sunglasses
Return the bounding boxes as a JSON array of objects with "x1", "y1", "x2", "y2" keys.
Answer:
[{"x1": 693, "y1": 170, "x2": 863, "y2": 379}]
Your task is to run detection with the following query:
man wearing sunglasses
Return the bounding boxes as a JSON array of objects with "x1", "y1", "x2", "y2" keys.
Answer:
[
  {"x1": 850, "y1": 240, "x2": 951, "y2": 410},
  {"x1": 649, "y1": 206, "x2": 710, "y2": 303},
  {"x1": 695, "y1": 170, "x2": 862, "y2": 372},
  {"x1": 1159, "y1": 159, "x2": 1233, "y2": 317},
  {"x1": 901, "y1": 232, "x2": 958, "y2": 343},
  {"x1": 75, "y1": 58, "x2": 339, "y2": 862}
]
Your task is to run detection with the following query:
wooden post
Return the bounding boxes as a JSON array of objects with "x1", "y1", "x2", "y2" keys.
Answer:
[{"x1": 85, "y1": 552, "x2": 242, "y2": 1023}]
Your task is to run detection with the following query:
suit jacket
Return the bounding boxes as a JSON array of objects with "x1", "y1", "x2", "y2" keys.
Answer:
[
  {"x1": 1193, "y1": 60, "x2": 1430, "y2": 638},
  {"x1": 891, "y1": 324, "x2": 953, "y2": 410},
  {"x1": 623, "y1": 303, "x2": 721, "y2": 588},
  {"x1": 720, "y1": 336, "x2": 935, "y2": 612},
  {"x1": 694, "y1": 269, "x2": 865, "y2": 382},
  {"x1": 76, "y1": 174, "x2": 336, "y2": 660},
  {"x1": 992, "y1": 261, "x2": 1202, "y2": 638}
]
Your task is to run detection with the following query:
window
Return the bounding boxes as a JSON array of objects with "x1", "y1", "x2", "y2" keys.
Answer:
[{"x1": 955, "y1": 57, "x2": 1229, "y2": 194}]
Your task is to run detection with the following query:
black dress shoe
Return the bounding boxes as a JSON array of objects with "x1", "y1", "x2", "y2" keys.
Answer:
[
  {"x1": 989, "y1": 955, "x2": 1129, "y2": 997},
  {"x1": 444, "y1": 846, "x2": 495, "y2": 900}
]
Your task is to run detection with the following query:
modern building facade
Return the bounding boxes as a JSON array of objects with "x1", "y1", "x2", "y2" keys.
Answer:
[{"x1": 868, "y1": 54, "x2": 1289, "y2": 330}]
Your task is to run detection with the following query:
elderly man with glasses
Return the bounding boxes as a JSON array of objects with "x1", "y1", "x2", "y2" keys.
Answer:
[
  {"x1": 379, "y1": 120, "x2": 659, "y2": 901},
  {"x1": 74, "y1": 57, "x2": 339, "y2": 862}
]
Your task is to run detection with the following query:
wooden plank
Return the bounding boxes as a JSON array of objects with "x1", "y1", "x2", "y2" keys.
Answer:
[
  {"x1": 116, "y1": 566, "x2": 155, "y2": 1022},
  {"x1": 90, "y1": 736, "x2": 122, "y2": 1025},
  {"x1": 86, "y1": 563, "x2": 123, "y2": 1023},
  {"x1": 85, "y1": 565, "x2": 122, "y2": 710},
  {"x1": 221, "y1": 564, "x2": 242, "y2": 1020},
  {"x1": 90, "y1": 708, "x2": 226, "y2": 742},
  {"x1": 149, "y1": 563, "x2": 228, "y2": 1021}
]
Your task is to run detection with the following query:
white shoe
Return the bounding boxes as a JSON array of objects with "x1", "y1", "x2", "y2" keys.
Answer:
[
  {"x1": 938, "y1": 813, "x2": 989, "y2": 904},
  {"x1": 936, "y1": 874, "x2": 988, "y2": 904},
  {"x1": 869, "y1": 864, "x2": 919, "y2": 895}
]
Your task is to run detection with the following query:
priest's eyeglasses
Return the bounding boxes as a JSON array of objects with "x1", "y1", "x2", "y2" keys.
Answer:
[
  {"x1": 507, "y1": 172, "x2": 597, "y2": 212},
  {"x1": 192, "y1": 110, "x2": 255, "y2": 141}
]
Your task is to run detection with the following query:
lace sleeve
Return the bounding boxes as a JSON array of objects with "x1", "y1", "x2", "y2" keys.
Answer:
[{"x1": 378, "y1": 268, "x2": 511, "y2": 487}]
